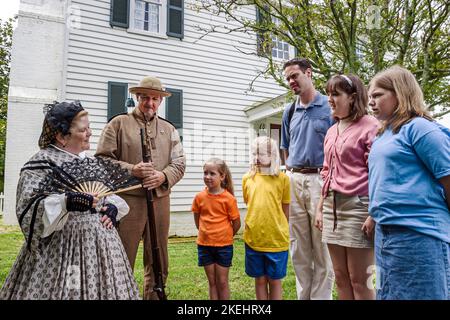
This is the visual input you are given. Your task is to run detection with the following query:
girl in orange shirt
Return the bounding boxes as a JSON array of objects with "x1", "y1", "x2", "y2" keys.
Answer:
[{"x1": 191, "y1": 157, "x2": 241, "y2": 300}]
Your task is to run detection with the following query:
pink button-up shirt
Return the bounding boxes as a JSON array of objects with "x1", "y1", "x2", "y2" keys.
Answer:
[{"x1": 321, "y1": 115, "x2": 380, "y2": 197}]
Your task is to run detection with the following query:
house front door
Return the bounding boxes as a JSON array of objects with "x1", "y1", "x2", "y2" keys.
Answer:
[{"x1": 270, "y1": 123, "x2": 285, "y2": 166}]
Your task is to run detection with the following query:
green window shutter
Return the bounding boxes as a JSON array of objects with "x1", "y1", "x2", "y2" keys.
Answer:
[
  {"x1": 165, "y1": 88, "x2": 183, "y2": 129},
  {"x1": 110, "y1": 0, "x2": 130, "y2": 28},
  {"x1": 107, "y1": 82, "x2": 128, "y2": 121},
  {"x1": 167, "y1": 0, "x2": 184, "y2": 39},
  {"x1": 256, "y1": 6, "x2": 271, "y2": 56}
]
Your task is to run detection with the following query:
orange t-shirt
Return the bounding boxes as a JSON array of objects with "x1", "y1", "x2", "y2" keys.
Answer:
[{"x1": 191, "y1": 188, "x2": 241, "y2": 246}]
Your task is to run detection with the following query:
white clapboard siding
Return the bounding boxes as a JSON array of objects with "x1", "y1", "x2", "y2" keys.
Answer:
[{"x1": 65, "y1": 0, "x2": 286, "y2": 211}]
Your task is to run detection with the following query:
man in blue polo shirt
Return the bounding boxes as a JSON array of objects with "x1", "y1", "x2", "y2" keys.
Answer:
[{"x1": 281, "y1": 58, "x2": 334, "y2": 300}]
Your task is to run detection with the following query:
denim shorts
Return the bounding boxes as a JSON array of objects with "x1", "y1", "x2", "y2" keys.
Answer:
[
  {"x1": 245, "y1": 244, "x2": 288, "y2": 280},
  {"x1": 197, "y1": 245, "x2": 233, "y2": 268},
  {"x1": 375, "y1": 224, "x2": 450, "y2": 300}
]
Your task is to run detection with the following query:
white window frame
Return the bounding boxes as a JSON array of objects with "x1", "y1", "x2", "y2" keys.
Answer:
[
  {"x1": 270, "y1": 16, "x2": 294, "y2": 61},
  {"x1": 129, "y1": 0, "x2": 168, "y2": 38}
]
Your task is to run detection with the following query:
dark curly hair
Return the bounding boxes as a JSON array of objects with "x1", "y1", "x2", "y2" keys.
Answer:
[{"x1": 38, "y1": 101, "x2": 86, "y2": 149}]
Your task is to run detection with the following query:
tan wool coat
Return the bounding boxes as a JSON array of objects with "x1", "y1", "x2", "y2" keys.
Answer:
[
  {"x1": 95, "y1": 107, "x2": 185, "y2": 299},
  {"x1": 95, "y1": 107, "x2": 185, "y2": 198}
]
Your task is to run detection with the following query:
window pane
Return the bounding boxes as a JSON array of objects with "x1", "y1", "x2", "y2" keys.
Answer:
[
  {"x1": 136, "y1": 0, "x2": 145, "y2": 10},
  {"x1": 134, "y1": 0, "x2": 159, "y2": 32},
  {"x1": 134, "y1": 19, "x2": 144, "y2": 30},
  {"x1": 271, "y1": 34, "x2": 289, "y2": 59},
  {"x1": 148, "y1": 3, "x2": 159, "y2": 32},
  {"x1": 135, "y1": 9, "x2": 145, "y2": 20}
]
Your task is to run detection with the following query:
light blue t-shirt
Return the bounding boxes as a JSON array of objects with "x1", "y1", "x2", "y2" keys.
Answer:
[
  {"x1": 281, "y1": 91, "x2": 333, "y2": 168},
  {"x1": 368, "y1": 117, "x2": 450, "y2": 243}
]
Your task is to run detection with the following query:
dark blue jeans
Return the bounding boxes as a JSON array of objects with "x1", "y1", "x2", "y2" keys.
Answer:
[{"x1": 375, "y1": 224, "x2": 450, "y2": 300}]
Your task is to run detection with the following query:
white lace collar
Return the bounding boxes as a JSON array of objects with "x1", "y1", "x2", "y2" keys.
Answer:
[{"x1": 50, "y1": 144, "x2": 87, "y2": 159}]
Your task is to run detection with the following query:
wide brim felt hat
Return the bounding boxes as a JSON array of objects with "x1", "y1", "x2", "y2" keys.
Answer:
[{"x1": 129, "y1": 76, "x2": 171, "y2": 97}]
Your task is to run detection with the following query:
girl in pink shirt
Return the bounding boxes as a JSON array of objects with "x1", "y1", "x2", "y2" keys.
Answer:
[{"x1": 314, "y1": 74, "x2": 380, "y2": 300}]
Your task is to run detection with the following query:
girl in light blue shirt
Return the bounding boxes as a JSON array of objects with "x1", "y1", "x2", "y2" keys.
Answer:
[{"x1": 368, "y1": 65, "x2": 450, "y2": 300}]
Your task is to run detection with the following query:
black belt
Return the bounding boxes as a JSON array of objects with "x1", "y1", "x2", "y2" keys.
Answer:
[{"x1": 288, "y1": 167, "x2": 322, "y2": 174}]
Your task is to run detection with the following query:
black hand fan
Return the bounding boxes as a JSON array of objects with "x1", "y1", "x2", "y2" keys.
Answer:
[{"x1": 37, "y1": 157, "x2": 142, "y2": 198}]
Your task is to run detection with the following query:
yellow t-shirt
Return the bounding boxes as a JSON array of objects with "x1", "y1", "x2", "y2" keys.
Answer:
[{"x1": 242, "y1": 172, "x2": 291, "y2": 252}]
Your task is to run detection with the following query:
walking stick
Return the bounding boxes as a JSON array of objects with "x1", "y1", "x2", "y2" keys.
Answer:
[{"x1": 140, "y1": 127, "x2": 167, "y2": 300}]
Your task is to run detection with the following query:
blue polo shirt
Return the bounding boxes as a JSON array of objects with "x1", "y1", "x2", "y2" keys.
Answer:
[
  {"x1": 368, "y1": 117, "x2": 450, "y2": 243},
  {"x1": 281, "y1": 91, "x2": 333, "y2": 168}
]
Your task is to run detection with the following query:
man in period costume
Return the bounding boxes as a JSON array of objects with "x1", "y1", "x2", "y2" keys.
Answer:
[{"x1": 95, "y1": 76, "x2": 186, "y2": 300}]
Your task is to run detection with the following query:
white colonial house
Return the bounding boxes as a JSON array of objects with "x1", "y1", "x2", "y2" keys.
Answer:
[{"x1": 4, "y1": 0, "x2": 294, "y2": 235}]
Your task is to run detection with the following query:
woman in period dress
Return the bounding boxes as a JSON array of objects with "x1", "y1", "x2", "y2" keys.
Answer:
[{"x1": 0, "y1": 101, "x2": 140, "y2": 300}]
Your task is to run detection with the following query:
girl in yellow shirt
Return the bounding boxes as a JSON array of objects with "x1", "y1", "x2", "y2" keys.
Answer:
[{"x1": 242, "y1": 137, "x2": 291, "y2": 300}]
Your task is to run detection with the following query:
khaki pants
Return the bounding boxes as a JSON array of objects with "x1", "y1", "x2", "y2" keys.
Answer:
[
  {"x1": 118, "y1": 194, "x2": 170, "y2": 300},
  {"x1": 287, "y1": 171, "x2": 335, "y2": 300}
]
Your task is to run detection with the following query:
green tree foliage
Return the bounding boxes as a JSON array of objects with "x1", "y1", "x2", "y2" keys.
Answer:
[
  {"x1": 195, "y1": 0, "x2": 450, "y2": 117},
  {"x1": 0, "y1": 18, "x2": 14, "y2": 192}
]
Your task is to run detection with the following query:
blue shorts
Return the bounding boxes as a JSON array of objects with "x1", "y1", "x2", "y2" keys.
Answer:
[
  {"x1": 245, "y1": 244, "x2": 288, "y2": 280},
  {"x1": 198, "y1": 245, "x2": 233, "y2": 268},
  {"x1": 375, "y1": 224, "x2": 450, "y2": 300}
]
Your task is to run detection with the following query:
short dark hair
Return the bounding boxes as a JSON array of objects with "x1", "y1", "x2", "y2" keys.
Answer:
[{"x1": 283, "y1": 58, "x2": 312, "y2": 72}]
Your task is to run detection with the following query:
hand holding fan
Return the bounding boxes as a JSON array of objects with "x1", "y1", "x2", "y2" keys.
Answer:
[{"x1": 38, "y1": 157, "x2": 142, "y2": 198}]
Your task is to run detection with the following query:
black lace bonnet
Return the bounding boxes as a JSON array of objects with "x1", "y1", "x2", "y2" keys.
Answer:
[{"x1": 38, "y1": 101, "x2": 86, "y2": 149}]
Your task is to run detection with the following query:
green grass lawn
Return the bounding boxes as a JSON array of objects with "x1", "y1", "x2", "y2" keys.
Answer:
[{"x1": 0, "y1": 218, "x2": 337, "y2": 300}]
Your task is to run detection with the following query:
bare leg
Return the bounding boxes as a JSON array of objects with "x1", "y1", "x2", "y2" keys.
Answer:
[
  {"x1": 327, "y1": 244, "x2": 354, "y2": 300},
  {"x1": 268, "y1": 278, "x2": 283, "y2": 300},
  {"x1": 204, "y1": 264, "x2": 218, "y2": 300},
  {"x1": 255, "y1": 276, "x2": 269, "y2": 300},
  {"x1": 215, "y1": 264, "x2": 230, "y2": 300},
  {"x1": 347, "y1": 247, "x2": 375, "y2": 300}
]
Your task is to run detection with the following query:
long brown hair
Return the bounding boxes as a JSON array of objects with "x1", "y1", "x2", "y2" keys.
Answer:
[
  {"x1": 325, "y1": 74, "x2": 368, "y2": 122},
  {"x1": 369, "y1": 65, "x2": 433, "y2": 134},
  {"x1": 204, "y1": 158, "x2": 234, "y2": 195}
]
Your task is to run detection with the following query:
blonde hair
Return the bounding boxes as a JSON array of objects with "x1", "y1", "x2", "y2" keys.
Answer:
[
  {"x1": 248, "y1": 136, "x2": 281, "y2": 178},
  {"x1": 369, "y1": 65, "x2": 433, "y2": 134},
  {"x1": 203, "y1": 158, "x2": 234, "y2": 195}
]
